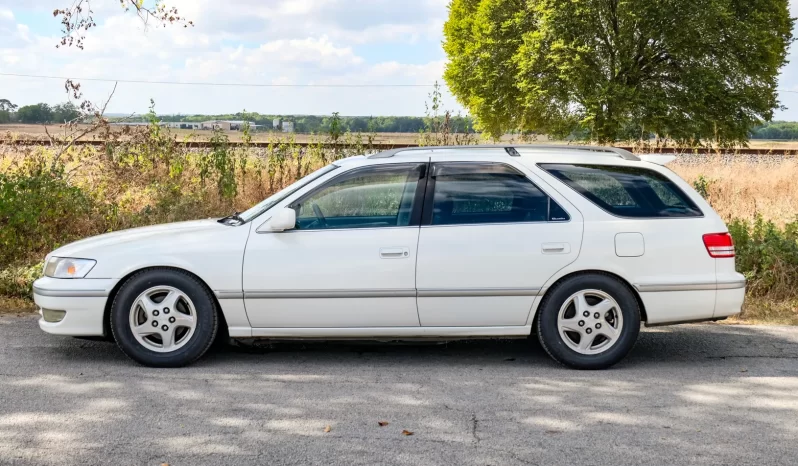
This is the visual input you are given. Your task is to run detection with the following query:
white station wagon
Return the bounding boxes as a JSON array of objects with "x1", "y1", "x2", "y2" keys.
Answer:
[{"x1": 33, "y1": 145, "x2": 746, "y2": 369}]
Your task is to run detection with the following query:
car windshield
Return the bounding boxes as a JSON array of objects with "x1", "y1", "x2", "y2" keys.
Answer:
[{"x1": 237, "y1": 164, "x2": 339, "y2": 222}]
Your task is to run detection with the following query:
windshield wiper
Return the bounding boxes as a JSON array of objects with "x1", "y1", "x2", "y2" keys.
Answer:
[{"x1": 218, "y1": 211, "x2": 245, "y2": 226}]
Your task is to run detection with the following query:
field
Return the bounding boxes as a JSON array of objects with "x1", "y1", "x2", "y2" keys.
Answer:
[
  {"x1": 1, "y1": 126, "x2": 796, "y2": 322},
  {"x1": 6, "y1": 123, "x2": 798, "y2": 149}
]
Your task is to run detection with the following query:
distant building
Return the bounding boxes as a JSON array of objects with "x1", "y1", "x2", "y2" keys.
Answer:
[
  {"x1": 200, "y1": 120, "x2": 255, "y2": 131},
  {"x1": 273, "y1": 118, "x2": 281, "y2": 129},
  {"x1": 282, "y1": 121, "x2": 294, "y2": 133},
  {"x1": 165, "y1": 122, "x2": 201, "y2": 130}
]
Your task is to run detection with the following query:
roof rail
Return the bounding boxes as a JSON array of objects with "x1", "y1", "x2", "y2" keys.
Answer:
[{"x1": 368, "y1": 144, "x2": 640, "y2": 161}]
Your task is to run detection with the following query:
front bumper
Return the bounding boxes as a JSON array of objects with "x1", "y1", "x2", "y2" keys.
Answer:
[{"x1": 33, "y1": 277, "x2": 119, "y2": 337}]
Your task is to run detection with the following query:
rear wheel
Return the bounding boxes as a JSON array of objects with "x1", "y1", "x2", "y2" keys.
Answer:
[
  {"x1": 537, "y1": 274, "x2": 640, "y2": 369},
  {"x1": 110, "y1": 269, "x2": 218, "y2": 367}
]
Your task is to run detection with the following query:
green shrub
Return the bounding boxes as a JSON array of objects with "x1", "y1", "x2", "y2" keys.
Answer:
[
  {"x1": 692, "y1": 174, "x2": 713, "y2": 200},
  {"x1": 0, "y1": 262, "x2": 42, "y2": 298},
  {"x1": 728, "y1": 216, "x2": 798, "y2": 299},
  {"x1": 0, "y1": 161, "x2": 101, "y2": 265}
]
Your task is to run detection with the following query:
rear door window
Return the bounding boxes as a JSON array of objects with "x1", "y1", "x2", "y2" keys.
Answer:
[
  {"x1": 425, "y1": 162, "x2": 570, "y2": 225},
  {"x1": 539, "y1": 164, "x2": 702, "y2": 218}
]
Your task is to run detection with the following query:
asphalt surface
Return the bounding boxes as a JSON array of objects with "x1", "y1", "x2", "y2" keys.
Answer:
[{"x1": 1, "y1": 315, "x2": 798, "y2": 466}]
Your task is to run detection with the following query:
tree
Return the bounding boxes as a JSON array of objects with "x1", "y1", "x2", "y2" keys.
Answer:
[
  {"x1": 52, "y1": 102, "x2": 82, "y2": 123},
  {"x1": 17, "y1": 104, "x2": 54, "y2": 124},
  {"x1": 0, "y1": 99, "x2": 17, "y2": 112},
  {"x1": 443, "y1": 0, "x2": 794, "y2": 145}
]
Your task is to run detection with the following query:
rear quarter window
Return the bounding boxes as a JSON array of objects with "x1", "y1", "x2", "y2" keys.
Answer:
[{"x1": 539, "y1": 164, "x2": 702, "y2": 218}]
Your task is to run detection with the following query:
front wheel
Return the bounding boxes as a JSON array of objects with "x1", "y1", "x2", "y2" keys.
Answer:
[
  {"x1": 110, "y1": 269, "x2": 218, "y2": 367},
  {"x1": 536, "y1": 274, "x2": 640, "y2": 369}
]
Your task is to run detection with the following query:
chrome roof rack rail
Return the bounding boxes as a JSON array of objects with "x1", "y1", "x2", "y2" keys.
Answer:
[{"x1": 368, "y1": 144, "x2": 640, "y2": 161}]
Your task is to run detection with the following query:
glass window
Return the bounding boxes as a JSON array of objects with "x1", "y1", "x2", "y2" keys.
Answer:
[
  {"x1": 292, "y1": 164, "x2": 423, "y2": 230},
  {"x1": 429, "y1": 163, "x2": 568, "y2": 225},
  {"x1": 539, "y1": 164, "x2": 702, "y2": 218},
  {"x1": 238, "y1": 164, "x2": 338, "y2": 222}
]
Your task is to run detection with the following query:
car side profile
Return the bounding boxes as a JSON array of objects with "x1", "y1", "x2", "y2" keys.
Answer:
[{"x1": 33, "y1": 145, "x2": 746, "y2": 369}]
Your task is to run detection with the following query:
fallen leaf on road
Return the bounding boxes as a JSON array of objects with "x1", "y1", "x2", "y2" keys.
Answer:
[
  {"x1": 401, "y1": 429, "x2": 414, "y2": 436},
  {"x1": 324, "y1": 425, "x2": 331, "y2": 433},
  {"x1": 740, "y1": 369, "x2": 748, "y2": 373},
  {"x1": 161, "y1": 463, "x2": 170, "y2": 466},
  {"x1": 545, "y1": 430, "x2": 561, "y2": 434},
  {"x1": 378, "y1": 421, "x2": 389, "y2": 427}
]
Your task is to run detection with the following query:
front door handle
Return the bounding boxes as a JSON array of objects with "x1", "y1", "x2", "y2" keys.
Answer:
[{"x1": 380, "y1": 247, "x2": 409, "y2": 259}]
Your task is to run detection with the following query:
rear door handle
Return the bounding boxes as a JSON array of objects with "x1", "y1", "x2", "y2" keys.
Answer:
[
  {"x1": 542, "y1": 243, "x2": 570, "y2": 254},
  {"x1": 380, "y1": 247, "x2": 409, "y2": 259}
]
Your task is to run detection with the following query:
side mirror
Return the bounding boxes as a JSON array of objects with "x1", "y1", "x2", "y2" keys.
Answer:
[{"x1": 260, "y1": 207, "x2": 296, "y2": 232}]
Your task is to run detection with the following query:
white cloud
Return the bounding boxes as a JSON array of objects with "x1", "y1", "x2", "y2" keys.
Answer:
[{"x1": 0, "y1": 1, "x2": 460, "y2": 116}]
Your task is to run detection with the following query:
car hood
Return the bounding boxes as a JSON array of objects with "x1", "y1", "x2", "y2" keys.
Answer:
[{"x1": 49, "y1": 219, "x2": 228, "y2": 259}]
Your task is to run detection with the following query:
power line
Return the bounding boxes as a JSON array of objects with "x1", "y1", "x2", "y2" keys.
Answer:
[
  {"x1": 0, "y1": 72, "x2": 438, "y2": 88},
  {"x1": 2, "y1": 72, "x2": 797, "y2": 94}
]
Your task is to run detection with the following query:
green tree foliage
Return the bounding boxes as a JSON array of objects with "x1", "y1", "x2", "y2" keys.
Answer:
[
  {"x1": 16, "y1": 103, "x2": 54, "y2": 124},
  {"x1": 52, "y1": 102, "x2": 82, "y2": 123},
  {"x1": 750, "y1": 121, "x2": 798, "y2": 139},
  {"x1": 0, "y1": 99, "x2": 16, "y2": 124},
  {"x1": 10, "y1": 102, "x2": 83, "y2": 124},
  {"x1": 443, "y1": 0, "x2": 794, "y2": 145}
]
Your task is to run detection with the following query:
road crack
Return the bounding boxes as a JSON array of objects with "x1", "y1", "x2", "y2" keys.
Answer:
[{"x1": 470, "y1": 413, "x2": 480, "y2": 445}]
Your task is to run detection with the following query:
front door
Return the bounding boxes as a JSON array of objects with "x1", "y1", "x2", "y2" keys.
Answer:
[
  {"x1": 415, "y1": 161, "x2": 583, "y2": 327},
  {"x1": 243, "y1": 162, "x2": 427, "y2": 328}
]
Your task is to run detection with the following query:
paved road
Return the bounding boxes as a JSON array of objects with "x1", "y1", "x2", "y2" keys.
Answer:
[{"x1": 1, "y1": 315, "x2": 798, "y2": 466}]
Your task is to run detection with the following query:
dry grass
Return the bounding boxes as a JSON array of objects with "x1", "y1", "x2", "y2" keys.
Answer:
[
  {"x1": 0, "y1": 297, "x2": 36, "y2": 315},
  {"x1": 670, "y1": 156, "x2": 798, "y2": 227},
  {"x1": 725, "y1": 297, "x2": 798, "y2": 326}
]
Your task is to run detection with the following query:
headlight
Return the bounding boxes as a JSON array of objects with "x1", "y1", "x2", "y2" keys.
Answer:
[{"x1": 43, "y1": 257, "x2": 97, "y2": 279}]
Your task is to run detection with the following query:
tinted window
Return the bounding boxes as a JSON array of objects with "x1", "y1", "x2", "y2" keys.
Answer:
[
  {"x1": 292, "y1": 164, "x2": 423, "y2": 230},
  {"x1": 540, "y1": 164, "x2": 702, "y2": 218},
  {"x1": 429, "y1": 163, "x2": 569, "y2": 225}
]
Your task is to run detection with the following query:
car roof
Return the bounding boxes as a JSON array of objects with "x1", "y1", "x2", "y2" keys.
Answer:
[
  {"x1": 355, "y1": 144, "x2": 642, "y2": 166},
  {"x1": 371, "y1": 144, "x2": 638, "y2": 160},
  {"x1": 335, "y1": 144, "x2": 672, "y2": 166}
]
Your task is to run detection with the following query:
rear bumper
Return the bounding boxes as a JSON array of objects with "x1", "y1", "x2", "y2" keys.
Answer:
[
  {"x1": 713, "y1": 286, "x2": 746, "y2": 319},
  {"x1": 33, "y1": 277, "x2": 117, "y2": 337},
  {"x1": 637, "y1": 277, "x2": 745, "y2": 325}
]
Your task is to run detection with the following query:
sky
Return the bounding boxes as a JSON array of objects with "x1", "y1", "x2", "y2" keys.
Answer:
[{"x1": 0, "y1": 0, "x2": 797, "y2": 119}]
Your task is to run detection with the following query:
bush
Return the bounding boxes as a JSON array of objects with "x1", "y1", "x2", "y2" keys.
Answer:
[
  {"x1": 0, "y1": 263, "x2": 42, "y2": 299},
  {"x1": 0, "y1": 160, "x2": 101, "y2": 265},
  {"x1": 728, "y1": 216, "x2": 798, "y2": 299}
]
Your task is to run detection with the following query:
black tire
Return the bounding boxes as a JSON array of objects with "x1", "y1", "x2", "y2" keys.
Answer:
[
  {"x1": 536, "y1": 274, "x2": 640, "y2": 370},
  {"x1": 110, "y1": 268, "x2": 218, "y2": 367}
]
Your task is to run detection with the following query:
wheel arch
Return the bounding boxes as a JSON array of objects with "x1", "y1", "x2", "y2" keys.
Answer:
[
  {"x1": 531, "y1": 269, "x2": 648, "y2": 331},
  {"x1": 102, "y1": 266, "x2": 229, "y2": 342}
]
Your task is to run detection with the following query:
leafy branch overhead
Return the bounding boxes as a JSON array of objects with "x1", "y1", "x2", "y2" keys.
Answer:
[
  {"x1": 53, "y1": 0, "x2": 193, "y2": 49},
  {"x1": 443, "y1": 0, "x2": 794, "y2": 146}
]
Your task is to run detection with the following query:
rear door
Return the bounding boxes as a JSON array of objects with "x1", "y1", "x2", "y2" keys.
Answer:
[{"x1": 415, "y1": 160, "x2": 583, "y2": 327}]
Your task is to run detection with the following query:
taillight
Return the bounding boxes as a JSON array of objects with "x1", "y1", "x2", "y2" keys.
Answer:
[{"x1": 703, "y1": 232, "x2": 735, "y2": 258}]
